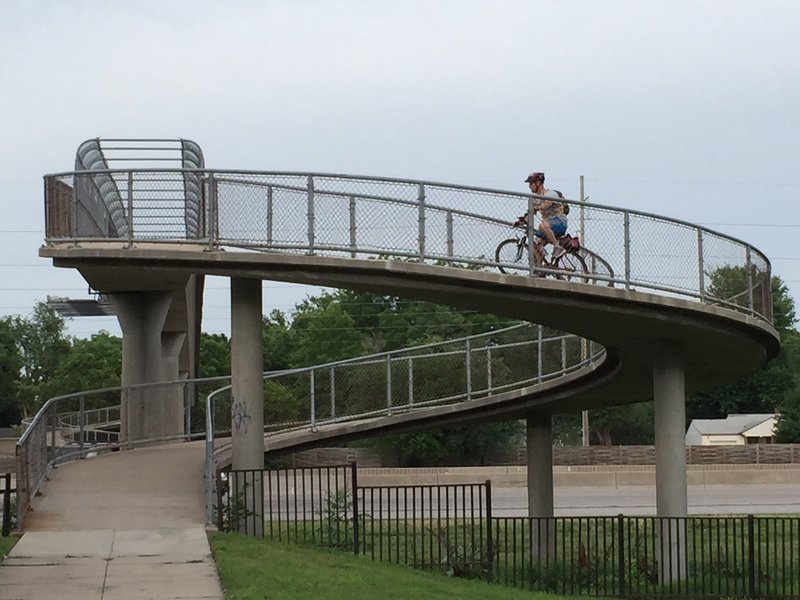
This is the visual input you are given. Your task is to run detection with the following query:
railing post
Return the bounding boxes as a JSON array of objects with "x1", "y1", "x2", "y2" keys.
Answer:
[
  {"x1": 267, "y1": 185, "x2": 274, "y2": 247},
  {"x1": 2, "y1": 473, "x2": 11, "y2": 536},
  {"x1": 330, "y1": 368, "x2": 336, "y2": 419},
  {"x1": 697, "y1": 228, "x2": 705, "y2": 301},
  {"x1": 561, "y1": 337, "x2": 566, "y2": 374},
  {"x1": 418, "y1": 183, "x2": 426, "y2": 260},
  {"x1": 386, "y1": 354, "x2": 392, "y2": 415},
  {"x1": 746, "y1": 246, "x2": 754, "y2": 315},
  {"x1": 527, "y1": 195, "x2": 536, "y2": 275},
  {"x1": 623, "y1": 211, "x2": 631, "y2": 289},
  {"x1": 487, "y1": 346, "x2": 492, "y2": 393},
  {"x1": 126, "y1": 171, "x2": 134, "y2": 244},
  {"x1": 485, "y1": 479, "x2": 493, "y2": 581},
  {"x1": 310, "y1": 370, "x2": 316, "y2": 430},
  {"x1": 748, "y1": 514, "x2": 756, "y2": 598},
  {"x1": 307, "y1": 175, "x2": 315, "y2": 254},
  {"x1": 465, "y1": 339, "x2": 472, "y2": 400},
  {"x1": 537, "y1": 325, "x2": 543, "y2": 382},
  {"x1": 446, "y1": 211, "x2": 454, "y2": 258},
  {"x1": 349, "y1": 195, "x2": 357, "y2": 258},
  {"x1": 351, "y1": 462, "x2": 359, "y2": 555},
  {"x1": 78, "y1": 395, "x2": 85, "y2": 452},
  {"x1": 407, "y1": 357, "x2": 414, "y2": 407},
  {"x1": 618, "y1": 513, "x2": 626, "y2": 597},
  {"x1": 207, "y1": 172, "x2": 218, "y2": 250}
]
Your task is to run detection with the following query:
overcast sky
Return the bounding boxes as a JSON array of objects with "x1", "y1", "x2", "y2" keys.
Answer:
[{"x1": 1, "y1": 0, "x2": 798, "y2": 337}]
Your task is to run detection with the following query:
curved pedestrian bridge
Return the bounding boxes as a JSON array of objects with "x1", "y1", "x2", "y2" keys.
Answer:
[{"x1": 22, "y1": 138, "x2": 780, "y2": 528}]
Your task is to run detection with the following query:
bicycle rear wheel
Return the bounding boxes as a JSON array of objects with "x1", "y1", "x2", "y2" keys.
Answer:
[
  {"x1": 495, "y1": 238, "x2": 527, "y2": 274},
  {"x1": 553, "y1": 251, "x2": 589, "y2": 282}
]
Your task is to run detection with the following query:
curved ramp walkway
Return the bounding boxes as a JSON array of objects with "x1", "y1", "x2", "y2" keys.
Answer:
[{"x1": 1, "y1": 442, "x2": 223, "y2": 599}]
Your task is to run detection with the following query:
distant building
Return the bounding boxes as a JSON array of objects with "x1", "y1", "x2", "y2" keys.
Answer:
[{"x1": 685, "y1": 414, "x2": 778, "y2": 445}]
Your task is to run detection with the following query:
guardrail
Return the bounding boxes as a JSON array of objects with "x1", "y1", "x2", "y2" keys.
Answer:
[
  {"x1": 43, "y1": 169, "x2": 772, "y2": 323},
  {"x1": 13, "y1": 322, "x2": 604, "y2": 529}
]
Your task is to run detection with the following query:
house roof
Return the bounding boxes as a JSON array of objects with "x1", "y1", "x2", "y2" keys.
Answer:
[{"x1": 689, "y1": 414, "x2": 776, "y2": 435}]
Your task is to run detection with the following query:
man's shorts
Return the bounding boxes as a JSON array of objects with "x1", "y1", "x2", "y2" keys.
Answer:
[{"x1": 534, "y1": 216, "x2": 567, "y2": 238}]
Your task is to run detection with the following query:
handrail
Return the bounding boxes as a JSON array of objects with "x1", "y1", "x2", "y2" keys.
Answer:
[
  {"x1": 42, "y1": 168, "x2": 773, "y2": 324},
  {"x1": 12, "y1": 321, "x2": 606, "y2": 528}
]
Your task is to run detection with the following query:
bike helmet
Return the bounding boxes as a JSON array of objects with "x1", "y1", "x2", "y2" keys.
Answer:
[{"x1": 525, "y1": 172, "x2": 545, "y2": 183}]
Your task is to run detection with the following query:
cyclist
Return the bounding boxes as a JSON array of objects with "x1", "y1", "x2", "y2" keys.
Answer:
[{"x1": 515, "y1": 171, "x2": 568, "y2": 265}]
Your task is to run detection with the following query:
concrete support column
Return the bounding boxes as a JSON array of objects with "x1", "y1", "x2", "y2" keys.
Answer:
[
  {"x1": 527, "y1": 412, "x2": 555, "y2": 558},
  {"x1": 111, "y1": 291, "x2": 173, "y2": 443},
  {"x1": 230, "y1": 278, "x2": 264, "y2": 535},
  {"x1": 160, "y1": 331, "x2": 187, "y2": 439},
  {"x1": 653, "y1": 340, "x2": 687, "y2": 581}
]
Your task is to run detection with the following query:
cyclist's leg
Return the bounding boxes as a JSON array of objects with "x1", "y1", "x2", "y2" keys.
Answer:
[
  {"x1": 538, "y1": 219, "x2": 560, "y2": 249},
  {"x1": 532, "y1": 231, "x2": 547, "y2": 268}
]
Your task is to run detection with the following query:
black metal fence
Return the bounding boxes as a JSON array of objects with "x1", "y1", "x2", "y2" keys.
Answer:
[
  {"x1": 1, "y1": 473, "x2": 15, "y2": 536},
  {"x1": 216, "y1": 464, "x2": 800, "y2": 599}
]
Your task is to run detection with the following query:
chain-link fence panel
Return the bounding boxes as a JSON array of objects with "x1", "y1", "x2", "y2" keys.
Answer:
[{"x1": 44, "y1": 169, "x2": 773, "y2": 324}]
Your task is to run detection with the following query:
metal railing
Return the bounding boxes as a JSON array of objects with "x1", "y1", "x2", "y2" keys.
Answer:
[
  {"x1": 204, "y1": 323, "x2": 605, "y2": 523},
  {"x1": 43, "y1": 169, "x2": 773, "y2": 323},
  {"x1": 17, "y1": 323, "x2": 604, "y2": 530},
  {"x1": 1, "y1": 473, "x2": 14, "y2": 536},
  {"x1": 217, "y1": 463, "x2": 800, "y2": 599}
]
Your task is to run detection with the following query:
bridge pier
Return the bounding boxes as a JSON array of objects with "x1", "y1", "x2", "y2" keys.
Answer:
[
  {"x1": 526, "y1": 412, "x2": 555, "y2": 558},
  {"x1": 653, "y1": 340, "x2": 687, "y2": 581},
  {"x1": 111, "y1": 291, "x2": 173, "y2": 443},
  {"x1": 230, "y1": 278, "x2": 264, "y2": 535},
  {"x1": 160, "y1": 331, "x2": 187, "y2": 439}
]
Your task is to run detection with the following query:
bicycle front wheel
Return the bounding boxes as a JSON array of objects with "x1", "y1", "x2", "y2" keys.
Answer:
[
  {"x1": 495, "y1": 238, "x2": 527, "y2": 274},
  {"x1": 554, "y1": 252, "x2": 589, "y2": 283}
]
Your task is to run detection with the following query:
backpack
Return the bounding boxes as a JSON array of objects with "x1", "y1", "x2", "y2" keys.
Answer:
[{"x1": 552, "y1": 189, "x2": 570, "y2": 215}]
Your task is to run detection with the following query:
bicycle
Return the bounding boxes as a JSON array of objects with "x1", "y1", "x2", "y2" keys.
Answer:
[{"x1": 495, "y1": 228, "x2": 589, "y2": 281}]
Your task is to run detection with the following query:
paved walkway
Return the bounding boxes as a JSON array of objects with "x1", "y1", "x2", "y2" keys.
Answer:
[{"x1": 0, "y1": 442, "x2": 224, "y2": 599}]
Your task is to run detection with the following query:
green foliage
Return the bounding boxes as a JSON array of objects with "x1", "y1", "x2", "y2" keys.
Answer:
[
  {"x1": 364, "y1": 420, "x2": 525, "y2": 467},
  {"x1": 688, "y1": 274, "x2": 799, "y2": 436},
  {"x1": 589, "y1": 402, "x2": 654, "y2": 445},
  {"x1": 0, "y1": 318, "x2": 23, "y2": 426},
  {"x1": 264, "y1": 380, "x2": 302, "y2": 424},
  {"x1": 12, "y1": 302, "x2": 71, "y2": 417},
  {"x1": 41, "y1": 331, "x2": 121, "y2": 401},
  {"x1": 199, "y1": 333, "x2": 231, "y2": 378}
]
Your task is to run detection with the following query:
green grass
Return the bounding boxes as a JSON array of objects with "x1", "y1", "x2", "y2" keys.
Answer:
[
  {"x1": 209, "y1": 531, "x2": 585, "y2": 600},
  {"x1": 0, "y1": 535, "x2": 17, "y2": 560}
]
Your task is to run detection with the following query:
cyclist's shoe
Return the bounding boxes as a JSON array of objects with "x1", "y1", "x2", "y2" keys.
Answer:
[{"x1": 552, "y1": 246, "x2": 567, "y2": 260}]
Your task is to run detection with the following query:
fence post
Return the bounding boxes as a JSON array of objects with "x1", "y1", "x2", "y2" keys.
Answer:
[
  {"x1": 485, "y1": 479, "x2": 493, "y2": 581},
  {"x1": 78, "y1": 395, "x2": 85, "y2": 452},
  {"x1": 697, "y1": 228, "x2": 705, "y2": 301},
  {"x1": 267, "y1": 185, "x2": 274, "y2": 247},
  {"x1": 386, "y1": 354, "x2": 392, "y2": 415},
  {"x1": 617, "y1": 513, "x2": 625, "y2": 597},
  {"x1": 446, "y1": 211, "x2": 454, "y2": 258},
  {"x1": 207, "y1": 172, "x2": 218, "y2": 250},
  {"x1": 527, "y1": 195, "x2": 536, "y2": 276},
  {"x1": 745, "y1": 247, "x2": 754, "y2": 315},
  {"x1": 2, "y1": 473, "x2": 11, "y2": 536},
  {"x1": 307, "y1": 175, "x2": 315, "y2": 254},
  {"x1": 351, "y1": 462, "x2": 359, "y2": 555},
  {"x1": 623, "y1": 212, "x2": 631, "y2": 289},
  {"x1": 126, "y1": 171, "x2": 134, "y2": 244},
  {"x1": 310, "y1": 370, "x2": 316, "y2": 430},
  {"x1": 465, "y1": 339, "x2": 472, "y2": 400},
  {"x1": 748, "y1": 514, "x2": 756, "y2": 599},
  {"x1": 349, "y1": 195, "x2": 357, "y2": 258},
  {"x1": 418, "y1": 183, "x2": 426, "y2": 260}
]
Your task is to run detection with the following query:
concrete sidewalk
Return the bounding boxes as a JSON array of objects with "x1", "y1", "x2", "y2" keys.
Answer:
[{"x1": 0, "y1": 442, "x2": 224, "y2": 599}]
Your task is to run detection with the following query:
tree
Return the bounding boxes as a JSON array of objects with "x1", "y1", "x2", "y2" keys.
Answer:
[
  {"x1": 0, "y1": 318, "x2": 22, "y2": 426},
  {"x1": 40, "y1": 331, "x2": 122, "y2": 401},
  {"x1": 687, "y1": 275, "x2": 798, "y2": 426},
  {"x1": 12, "y1": 302, "x2": 71, "y2": 417},
  {"x1": 199, "y1": 333, "x2": 231, "y2": 378}
]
